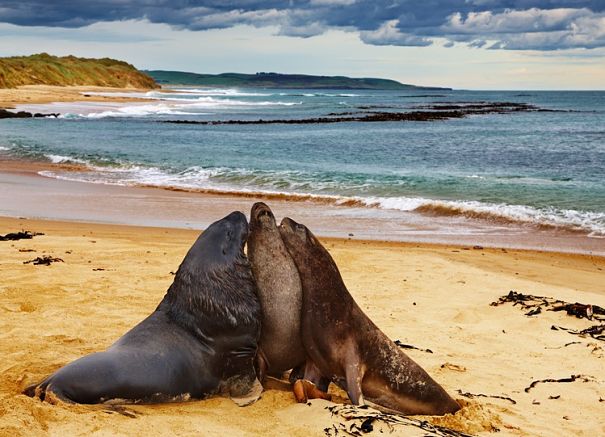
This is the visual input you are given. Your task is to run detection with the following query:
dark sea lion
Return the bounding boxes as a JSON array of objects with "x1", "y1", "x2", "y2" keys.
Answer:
[
  {"x1": 24, "y1": 211, "x2": 263, "y2": 406},
  {"x1": 247, "y1": 202, "x2": 306, "y2": 381},
  {"x1": 279, "y1": 217, "x2": 460, "y2": 416}
]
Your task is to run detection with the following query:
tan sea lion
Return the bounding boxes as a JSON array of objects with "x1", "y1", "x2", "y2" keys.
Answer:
[
  {"x1": 279, "y1": 217, "x2": 460, "y2": 415},
  {"x1": 248, "y1": 202, "x2": 306, "y2": 380}
]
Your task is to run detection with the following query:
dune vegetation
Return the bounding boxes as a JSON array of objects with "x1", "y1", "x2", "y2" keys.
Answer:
[{"x1": 0, "y1": 53, "x2": 158, "y2": 89}]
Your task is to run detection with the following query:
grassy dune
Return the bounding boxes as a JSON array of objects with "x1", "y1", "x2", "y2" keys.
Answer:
[{"x1": 0, "y1": 53, "x2": 158, "y2": 89}]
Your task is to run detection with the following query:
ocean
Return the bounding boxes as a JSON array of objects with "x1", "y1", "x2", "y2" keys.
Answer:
[{"x1": 1, "y1": 88, "x2": 604, "y2": 238}]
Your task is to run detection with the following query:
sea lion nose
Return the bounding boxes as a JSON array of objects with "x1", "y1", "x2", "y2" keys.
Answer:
[
  {"x1": 251, "y1": 202, "x2": 271, "y2": 219},
  {"x1": 280, "y1": 217, "x2": 296, "y2": 230}
]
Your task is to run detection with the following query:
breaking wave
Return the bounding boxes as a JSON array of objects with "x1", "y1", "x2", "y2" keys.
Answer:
[
  {"x1": 33, "y1": 157, "x2": 605, "y2": 237},
  {"x1": 60, "y1": 97, "x2": 302, "y2": 119}
]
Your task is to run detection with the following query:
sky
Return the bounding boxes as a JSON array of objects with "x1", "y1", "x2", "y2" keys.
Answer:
[{"x1": 0, "y1": 1, "x2": 604, "y2": 90}]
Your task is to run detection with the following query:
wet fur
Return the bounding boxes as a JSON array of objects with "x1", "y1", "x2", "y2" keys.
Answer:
[{"x1": 279, "y1": 218, "x2": 460, "y2": 416}]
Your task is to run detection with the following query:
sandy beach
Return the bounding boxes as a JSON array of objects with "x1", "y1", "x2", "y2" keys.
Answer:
[
  {"x1": 1, "y1": 85, "x2": 604, "y2": 436},
  {"x1": 0, "y1": 212, "x2": 604, "y2": 436},
  {"x1": 0, "y1": 85, "x2": 154, "y2": 110}
]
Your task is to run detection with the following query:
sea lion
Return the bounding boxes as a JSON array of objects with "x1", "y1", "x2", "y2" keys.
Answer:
[
  {"x1": 248, "y1": 202, "x2": 306, "y2": 382},
  {"x1": 24, "y1": 211, "x2": 263, "y2": 406},
  {"x1": 279, "y1": 217, "x2": 461, "y2": 416}
]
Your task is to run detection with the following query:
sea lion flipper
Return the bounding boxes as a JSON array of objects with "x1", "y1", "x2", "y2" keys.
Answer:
[
  {"x1": 23, "y1": 382, "x2": 38, "y2": 398},
  {"x1": 255, "y1": 349, "x2": 269, "y2": 383},
  {"x1": 345, "y1": 362, "x2": 365, "y2": 405},
  {"x1": 229, "y1": 377, "x2": 263, "y2": 407},
  {"x1": 292, "y1": 380, "x2": 332, "y2": 403}
]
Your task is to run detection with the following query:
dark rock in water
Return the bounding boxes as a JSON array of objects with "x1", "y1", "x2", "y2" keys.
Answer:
[
  {"x1": 0, "y1": 109, "x2": 59, "y2": 119},
  {"x1": 163, "y1": 101, "x2": 549, "y2": 126},
  {"x1": 0, "y1": 109, "x2": 32, "y2": 119}
]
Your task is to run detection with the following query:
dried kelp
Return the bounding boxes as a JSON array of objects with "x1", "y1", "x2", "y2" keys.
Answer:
[
  {"x1": 551, "y1": 325, "x2": 605, "y2": 341},
  {"x1": 456, "y1": 390, "x2": 516, "y2": 405},
  {"x1": 323, "y1": 405, "x2": 474, "y2": 437},
  {"x1": 491, "y1": 291, "x2": 605, "y2": 321},
  {"x1": 492, "y1": 291, "x2": 605, "y2": 343},
  {"x1": 394, "y1": 340, "x2": 433, "y2": 353},
  {"x1": 23, "y1": 256, "x2": 64, "y2": 266},
  {"x1": 0, "y1": 230, "x2": 44, "y2": 241},
  {"x1": 524, "y1": 374, "x2": 595, "y2": 393}
]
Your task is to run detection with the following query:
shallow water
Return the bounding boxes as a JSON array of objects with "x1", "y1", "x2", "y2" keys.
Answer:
[{"x1": 1, "y1": 88, "x2": 604, "y2": 237}]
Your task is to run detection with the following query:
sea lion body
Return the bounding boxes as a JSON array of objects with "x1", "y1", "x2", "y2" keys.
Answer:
[
  {"x1": 248, "y1": 203, "x2": 305, "y2": 379},
  {"x1": 26, "y1": 212, "x2": 262, "y2": 405},
  {"x1": 279, "y1": 218, "x2": 460, "y2": 416}
]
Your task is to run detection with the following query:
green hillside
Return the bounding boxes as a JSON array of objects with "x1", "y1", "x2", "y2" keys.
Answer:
[
  {"x1": 0, "y1": 53, "x2": 158, "y2": 89},
  {"x1": 146, "y1": 70, "x2": 450, "y2": 90}
]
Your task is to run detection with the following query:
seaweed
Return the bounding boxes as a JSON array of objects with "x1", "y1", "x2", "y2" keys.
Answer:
[
  {"x1": 323, "y1": 405, "x2": 474, "y2": 437},
  {"x1": 0, "y1": 230, "x2": 44, "y2": 241},
  {"x1": 491, "y1": 291, "x2": 605, "y2": 342},
  {"x1": 524, "y1": 374, "x2": 595, "y2": 393},
  {"x1": 551, "y1": 325, "x2": 605, "y2": 341},
  {"x1": 491, "y1": 291, "x2": 604, "y2": 321},
  {"x1": 23, "y1": 255, "x2": 64, "y2": 266},
  {"x1": 456, "y1": 390, "x2": 516, "y2": 405},
  {"x1": 394, "y1": 340, "x2": 433, "y2": 353}
]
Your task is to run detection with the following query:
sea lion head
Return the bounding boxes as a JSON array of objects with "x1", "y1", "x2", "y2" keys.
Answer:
[
  {"x1": 180, "y1": 211, "x2": 249, "y2": 273},
  {"x1": 278, "y1": 217, "x2": 317, "y2": 244},
  {"x1": 250, "y1": 202, "x2": 277, "y2": 231},
  {"x1": 278, "y1": 217, "x2": 324, "y2": 264},
  {"x1": 163, "y1": 211, "x2": 260, "y2": 330}
]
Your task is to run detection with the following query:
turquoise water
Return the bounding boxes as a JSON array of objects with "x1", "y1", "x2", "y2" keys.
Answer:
[{"x1": 0, "y1": 88, "x2": 604, "y2": 236}]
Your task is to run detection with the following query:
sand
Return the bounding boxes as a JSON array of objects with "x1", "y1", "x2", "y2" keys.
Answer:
[
  {"x1": 0, "y1": 216, "x2": 603, "y2": 436},
  {"x1": 0, "y1": 85, "x2": 154, "y2": 109}
]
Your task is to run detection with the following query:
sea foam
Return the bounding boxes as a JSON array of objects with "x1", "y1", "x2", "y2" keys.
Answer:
[{"x1": 37, "y1": 161, "x2": 605, "y2": 237}]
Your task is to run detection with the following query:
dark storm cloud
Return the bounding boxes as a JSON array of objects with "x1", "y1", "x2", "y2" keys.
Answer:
[{"x1": 0, "y1": 1, "x2": 604, "y2": 50}]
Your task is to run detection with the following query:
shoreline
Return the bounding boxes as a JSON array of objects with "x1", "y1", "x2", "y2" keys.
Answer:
[
  {"x1": 0, "y1": 157, "x2": 603, "y2": 256},
  {"x1": 0, "y1": 84, "x2": 156, "y2": 110},
  {"x1": 2, "y1": 215, "x2": 604, "y2": 290},
  {"x1": 1, "y1": 214, "x2": 604, "y2": 436}
]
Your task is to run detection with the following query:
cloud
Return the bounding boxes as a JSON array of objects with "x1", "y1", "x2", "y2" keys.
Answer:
[
  {"x1": 360, "y1": 20, "x2": 431, "y2": 46},
  {"x1": 0, "y1": 1, "x2": 604, "y2": 50}
]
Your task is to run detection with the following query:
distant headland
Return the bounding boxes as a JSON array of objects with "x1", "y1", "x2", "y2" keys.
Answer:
[
  {"x1": 0, "y1": 53, "x2": 158, "y2": 89},
  {"x1": 0, "y1": 53, "x2": 450, "y2": 91},
  {"x1": 146, "y1": 70, "x2": 451, "y2": 91}
]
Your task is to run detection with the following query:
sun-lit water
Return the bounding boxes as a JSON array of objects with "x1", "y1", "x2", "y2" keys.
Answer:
[{"x1": 1, "y1": 88, "x2": 604, "y2": 236}]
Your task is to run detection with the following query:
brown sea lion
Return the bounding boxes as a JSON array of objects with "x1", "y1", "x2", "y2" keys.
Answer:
[
  {"x1": 279, "y1": 217, "x2": 460, "y2": 416},
  {"x1": 247, "y1": 202, "x2": 306, "y2": 381},
  {"x1": 24, "y1": 212, "x2": 263, "y2": 406}
]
